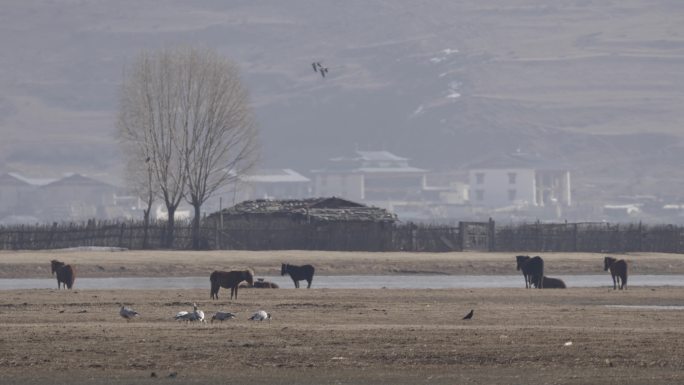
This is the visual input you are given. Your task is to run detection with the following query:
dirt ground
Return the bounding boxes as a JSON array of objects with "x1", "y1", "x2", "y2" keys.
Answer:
[{"x1": 2, "y1": 250, "x2": 684, "y2": 384}]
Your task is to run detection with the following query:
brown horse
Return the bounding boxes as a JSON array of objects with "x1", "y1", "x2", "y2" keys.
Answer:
[
  {"x1": 210, "y1": 269, "x2": 254, "y2": 300},
  {"x1": 604, "y1": 256, "x2": 628, "y2": 290},
  {"x1": 50, "y1": 259, "x2": 75, "y2": 289}
]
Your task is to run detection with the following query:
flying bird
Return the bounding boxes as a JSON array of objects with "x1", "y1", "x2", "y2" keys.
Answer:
[
  {"x1": 119, "y1": 304, "x2": 140, "y2": 321},
  {"x1": 312, "y1": 62, "x2": 318, "y2": 73},
  {"x1": 211, "y1": 311, "x2": 237, "y2": 323},
  {"x1": 249, "y1": 310, "x2": 271, "y2": 321},
  {"x1": 462, "y1": 309, "x2": 474, "y2": 320}
]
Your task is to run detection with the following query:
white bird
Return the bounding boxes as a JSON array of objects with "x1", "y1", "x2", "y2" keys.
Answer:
[
  {"x1": 194, "y1": 307, "x2": 206, "y2": 323},
  {"x1": 174, "y1": 303, "x2": 205, "y2": 323},
  {"x1": 174, "y1": 310, "x2": 192, "y2": 321},
  {"x1": 211, "y1": 311, "x2": 237, "y2": 323},
  {"x1": 119, "y1": 304, "x2": 140, "y2": 321},
  {"x1": 249, "y1": 310, "x2": 271, "y2": 321}
]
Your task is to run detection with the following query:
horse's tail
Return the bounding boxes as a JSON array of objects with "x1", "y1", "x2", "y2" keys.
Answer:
[{"x1": 65, "y1": 265, "x2": 75, "y2": 289}]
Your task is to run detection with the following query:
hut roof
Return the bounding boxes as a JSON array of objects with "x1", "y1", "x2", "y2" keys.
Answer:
[{"x1": 215, "y1": 197, "x2": 397, "y2": 222}]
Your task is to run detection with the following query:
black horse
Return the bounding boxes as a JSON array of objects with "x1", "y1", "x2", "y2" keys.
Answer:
[
  {"x1": 604, "y1": 256, "x2": 628, "y2": 290},
  {"x1": 50, "y1": 259, "x2": 75, "y2": 289},
  {"x1": 534, "y1": 276, "x2": 566, "y2": 289},
  {"x1": 281, "y1": 263, "x2": 315, "y2": 288},
  {"x1": 515, "y1": 255, "x2": 544, "y2": 289}
]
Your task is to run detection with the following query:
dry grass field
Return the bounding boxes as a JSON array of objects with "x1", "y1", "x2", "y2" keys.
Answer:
[
  {"x1": 3, "y1": 249, "x2": 684, "y2": 278},
  {"x1": 1, "y1": 250, "x2": 684, "y2": 384}
]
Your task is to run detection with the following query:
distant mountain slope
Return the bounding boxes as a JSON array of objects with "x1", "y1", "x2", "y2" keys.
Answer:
[{"x1": 1, "y1": 1, "x2": 683, "y2": 199}]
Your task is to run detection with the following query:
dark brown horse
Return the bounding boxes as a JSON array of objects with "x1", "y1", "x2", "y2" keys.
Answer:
[
  {"x1": 604, "y1": 256, "x2": 628, "y2": 290},
  {"x1": 50, "y1": 259, "x2": 75, "y2": 289},
  {"x1": 281, "y1": 263, "x2": 315, "y2": 288},
  {"x1": 210, "y1": 269, "x2": 254, "y2": 300},
  {"x1": 534, "y1": 276, "x2": 566, "y2": 289},
  {"x1": 515, "y1": 255, "x2": 544, "y2": 289}
]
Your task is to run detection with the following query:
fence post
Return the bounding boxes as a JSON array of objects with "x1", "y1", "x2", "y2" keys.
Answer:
[
  {"x1": 459, "y1": 222, "x2": 465, "y2": 251},
  {"x1": 488, "y1": 218, "x2": 495, "y2": 251}
]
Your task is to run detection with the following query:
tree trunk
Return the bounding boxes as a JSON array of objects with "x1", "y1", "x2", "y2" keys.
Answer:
[
  {"x1": 165, "y1": 205, "x2": 177, "y2": 248},
  {"x1": 192, "y1": 203, "x2": 202, "y2": 250},
  {"x1": 142, "y1": 208, "x2": 151, "y2": 249}
]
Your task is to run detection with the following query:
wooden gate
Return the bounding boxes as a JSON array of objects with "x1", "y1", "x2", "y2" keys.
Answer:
[{"x1": 459, "y1": 220, "x2": 495, "y2": 251}]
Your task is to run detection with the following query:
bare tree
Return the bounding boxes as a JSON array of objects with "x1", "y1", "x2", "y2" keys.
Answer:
[
  {"x1": 178, "y1": 49, "x2": 259, "y2": 249},
  {"x1": 118, "y1": 47, "x2": 259, "y2": 249}
]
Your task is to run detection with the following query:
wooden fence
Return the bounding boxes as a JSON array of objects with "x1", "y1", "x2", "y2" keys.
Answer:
[{"x1": 2, "y1": 219, "x2": 684, "y2": 253}]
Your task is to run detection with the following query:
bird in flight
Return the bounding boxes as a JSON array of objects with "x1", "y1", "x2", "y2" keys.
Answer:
[
  {"x1": 312, "y1": 61, "x2": 328, "y2": 78},
  {"x1": 462, "y1": 309, "x2": 474, "y2": 320}
]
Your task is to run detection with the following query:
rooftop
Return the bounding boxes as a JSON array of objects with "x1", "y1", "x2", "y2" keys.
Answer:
[{"x1": 213, "y1": 197, "x2": 397, "y2": 222}]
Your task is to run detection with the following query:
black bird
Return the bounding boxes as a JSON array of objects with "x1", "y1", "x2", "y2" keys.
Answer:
[
  {"x1": 145, "y1": 156, "x2": 150, "y2": 163},
  {"x1": 462, "y1": 309, "x2": 474, "y2": 320},
  {"x1": 320, "y1": 67, "x2": 328, "y2": 78},
  {"x1": 312, "y1": 62, "x2": 318, "y2": 73}
]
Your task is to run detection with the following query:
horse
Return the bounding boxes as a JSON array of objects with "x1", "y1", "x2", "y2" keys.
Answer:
[
  {"x1": 515, "y1": 255, "x2": 544, "y2": 289},
  {"x1": 239, "y1": 278, "x2": 280, "y2": 289},
  {"x1": 281, "y1": 263, "x2": 315, "y2": 288},
  {"x1": 604, "y1": 256, "x2": 628, "y2": 290},
  {"x1": 534, "y1": 276, "x2": 566, "y2": 289},
  {"x1": 50, "y1": 259, "x2": 75, "y2": 289},
  {"x1": 210, "y1": 269, "x2": 254, "y2": 300}
]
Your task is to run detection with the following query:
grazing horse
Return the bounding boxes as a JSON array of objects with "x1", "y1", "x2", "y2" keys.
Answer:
[
  {"x1": 50, "y1": 260, "x2": 75, "y2": 289},
  {"x1": 604, "y1": 256, "x2": 628, "y2": 290},
  {"x1": 281, "y1": 263, "x2": 315, "y2": 288},
  {"x1": 210, "y1": 269, "x2": 254, "y2": 300},
  {"x1": 515, "y1": 255, "x2": 544, "y2": 289},
  {"x1": 535, "y1": 276, "x2": 566, "y2": 289}
]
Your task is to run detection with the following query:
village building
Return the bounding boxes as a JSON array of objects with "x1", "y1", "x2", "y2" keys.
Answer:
[
  {"x1": 0, "y1": 172, "x2": 138, "y2": 224},
  {"x1": 208, "y1": 197, "x2": 397, "y2": 250},
  {"x1": 467, "y1": 152, "x2": 572, "y2": 209},
  {"x1": 236, "y1": 168, "x2": 311, "y2": 201},
  {"x1": 311, "y1": 150, "x2": 428, "y2": 202}
]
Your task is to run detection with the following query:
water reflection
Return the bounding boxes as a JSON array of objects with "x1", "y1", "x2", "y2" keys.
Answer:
[{"x1": 1, "y1": 275, "x2": 683, "y2": 290}]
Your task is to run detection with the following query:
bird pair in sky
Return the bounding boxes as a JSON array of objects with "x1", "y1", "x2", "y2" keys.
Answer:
[{"x1": 311, "y1": 61, "x2": 328, "y2": 78}]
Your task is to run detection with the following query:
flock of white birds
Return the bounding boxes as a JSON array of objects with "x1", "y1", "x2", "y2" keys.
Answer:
[{"x1": 118, "y1": 303, "x2": 269, "y2": 323}]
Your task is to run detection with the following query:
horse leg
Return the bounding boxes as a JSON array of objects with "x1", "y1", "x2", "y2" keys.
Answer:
[
  {"x1": 307, "y1": 279, "x2": 312, "y2": 289},
  {"x1": 292, "y1": 279, "x2": 299, "y2": 288},
  {"x1": 612, "y1": 274, "x2": 617, "y2": 290}
]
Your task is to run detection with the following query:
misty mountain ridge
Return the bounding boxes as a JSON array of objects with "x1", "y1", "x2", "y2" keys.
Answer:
[{"x1": 1, "y1": 1, "x2": 684, "y2": 202}]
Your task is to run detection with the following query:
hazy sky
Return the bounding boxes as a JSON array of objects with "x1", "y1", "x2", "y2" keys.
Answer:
[{"x1": 1, "y1": 1, "x2": 683, "y2": 197}]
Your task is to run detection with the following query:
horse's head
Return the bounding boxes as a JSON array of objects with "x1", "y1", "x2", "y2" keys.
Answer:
[
  {"x1": 604, "y1": 257, "x2": 615, "y2": 271},
  {"x1": 244, "y1": 269, "x2": 254, "y2": 286},
  {"x1": 50, "y1": 260, "x2": 63, "y2": 275},
  {"x1": 515, "y1": 255, "x2": 529, "y2": 271},
  {"x1": 280, "y1": 263, "x2": 288, "y2": 276}
]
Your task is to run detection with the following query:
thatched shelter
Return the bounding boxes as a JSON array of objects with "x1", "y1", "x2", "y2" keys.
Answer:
[{"x1": 208, "y1": 197, "x2": 397, "y2": 250}]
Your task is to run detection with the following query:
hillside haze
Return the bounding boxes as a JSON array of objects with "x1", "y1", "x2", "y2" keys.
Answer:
[{"x1": 1, "y1": 1, "x2": 684, "y2": 201}]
